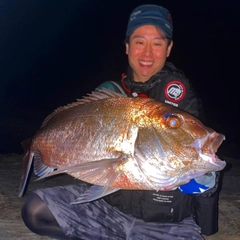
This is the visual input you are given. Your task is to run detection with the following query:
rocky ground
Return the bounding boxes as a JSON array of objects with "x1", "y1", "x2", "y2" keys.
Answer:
[{"x1": 0, "y1": 153, "x2": 239, "y2": 240}]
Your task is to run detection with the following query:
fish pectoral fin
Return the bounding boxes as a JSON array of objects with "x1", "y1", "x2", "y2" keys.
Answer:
[
  {"x1": 36, "y1": 155, "x2": 127, "y2": 182},
  {"x1": 70, "y1": 185, "x2": 120, "y2": 204}
]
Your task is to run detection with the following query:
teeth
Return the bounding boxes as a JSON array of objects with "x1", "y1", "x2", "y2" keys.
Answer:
[{"x1": 139, "y1": 61, "x2": 153, "y2": 66}]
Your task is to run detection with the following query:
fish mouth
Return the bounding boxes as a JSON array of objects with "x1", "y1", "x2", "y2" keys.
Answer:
[
  {"x1": 176, "y1": 131, "x2": 226, "y2": 182},
  {"x1": 191, "y1": 131, "x2": 225, "y2": 154},
  {"x1": 190, "y1": 131, "x2": 226, "y2": 171},
  {"x1": 204, "y1": 131, "x2": 225, "y2": 154},
  {"x1": 211, "y1": 133, "x2": 225, "y2": 153}
]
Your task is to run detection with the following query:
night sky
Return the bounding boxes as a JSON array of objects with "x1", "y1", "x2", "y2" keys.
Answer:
[{"x1": 0, "y1": 0, "x2": 239, "y2": 155}]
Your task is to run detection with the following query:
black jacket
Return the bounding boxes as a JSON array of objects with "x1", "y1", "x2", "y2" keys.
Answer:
[{"x1": 98, "y1": 62, "x2": 220, "y2": 235}]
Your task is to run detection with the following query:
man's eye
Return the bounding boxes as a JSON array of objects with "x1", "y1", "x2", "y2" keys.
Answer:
[
  {"x1": 134, "y1": 40, "x2": 144, "y2": 45},
  {"x1": 153, "y1": 42, "x2": 162, "y2": 46}
]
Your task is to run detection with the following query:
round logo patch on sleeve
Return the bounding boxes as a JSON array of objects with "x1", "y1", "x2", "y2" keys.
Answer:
[{"x1": 164, "y1": 80, "x2": 186, "y2": 102}]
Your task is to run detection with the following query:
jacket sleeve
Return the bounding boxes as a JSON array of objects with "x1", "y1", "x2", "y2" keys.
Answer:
[
  {"x1": 158, "y1": 74, "x2": 206, "y2": 123},
  {"x1": 95, "y1": 81, "x2": 121, "y2": 92}
]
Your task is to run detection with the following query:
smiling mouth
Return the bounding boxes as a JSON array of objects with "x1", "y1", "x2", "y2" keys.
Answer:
[{"x1": 139, "y1": 60, "x2": 154, "y2": 66}]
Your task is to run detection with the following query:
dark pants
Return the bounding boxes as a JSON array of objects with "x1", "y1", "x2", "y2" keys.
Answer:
[{"x1": 29, "y1": 183, "x2": 204, "y2": 239}]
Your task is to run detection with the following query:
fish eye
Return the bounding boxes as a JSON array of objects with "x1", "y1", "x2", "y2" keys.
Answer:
[{"x1": 165, "y1": 115, "x2": 182, "y2": 129}]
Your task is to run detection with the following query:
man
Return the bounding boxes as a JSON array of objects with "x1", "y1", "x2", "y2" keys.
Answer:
[{"x1": 21, "y1": 4, "x2": 220, "y2": 239}]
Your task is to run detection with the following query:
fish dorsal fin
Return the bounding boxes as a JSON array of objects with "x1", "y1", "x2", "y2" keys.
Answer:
[
  {"x1": 41, "y1": 89, "x2": 125, "y2": 128},
  {"x1": 81, "y1": 88, "x2": 125, "y2": 101}
]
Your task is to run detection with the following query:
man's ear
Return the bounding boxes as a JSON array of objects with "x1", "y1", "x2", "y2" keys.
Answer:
[
  {"x1": 125, "y1": 43, "x2": 129, "y2": 55},
  {"x1": 167, "y1": 41, "x2": 173, "y2": 57}
]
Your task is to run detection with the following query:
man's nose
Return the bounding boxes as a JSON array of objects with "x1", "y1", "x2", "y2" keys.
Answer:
[{"x1": 142, "y1": 43, "x2": 153, "y2": 56}]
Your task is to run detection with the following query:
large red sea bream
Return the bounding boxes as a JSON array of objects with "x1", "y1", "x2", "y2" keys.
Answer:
[{"x1": 19, "y1": 89, "x2": 226, "y2": 203}]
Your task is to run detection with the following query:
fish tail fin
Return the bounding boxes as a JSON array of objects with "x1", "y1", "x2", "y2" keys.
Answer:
[
  {"x1": 33, "y1": 153, "x2": 55, "y2": 178},
  {"x1": 18, "y1": 138, "x2": 34, "y2": 197}
]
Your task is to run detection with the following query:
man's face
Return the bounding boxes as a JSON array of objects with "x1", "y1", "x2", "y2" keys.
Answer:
[{"x1": 126, "y1": 25, "x2": 173, "y2": 82}]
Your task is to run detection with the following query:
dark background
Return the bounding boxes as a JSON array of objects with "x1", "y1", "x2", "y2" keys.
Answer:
[{"x1": 0, "y1": 0, "x2": 239, "y2": 157}]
